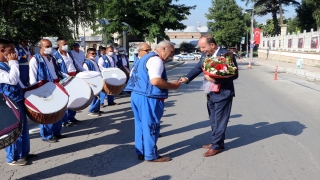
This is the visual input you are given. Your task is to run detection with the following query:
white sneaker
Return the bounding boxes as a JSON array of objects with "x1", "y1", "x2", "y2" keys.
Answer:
[
  {"x1": 6, "y1": 159, "x2": 27, "y2": 166},
  {"x1": 88, "y1": 112, "x2": 100, "y2": 117}
]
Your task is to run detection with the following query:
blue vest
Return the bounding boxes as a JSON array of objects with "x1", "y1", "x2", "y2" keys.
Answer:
[
  {"x1": 16, "y1": 46, "x2": 29, "y2": 63},
  {"x1": 53, "y1": 51, "x2": 80, "y2": 74},
  {"x1": 0, "y1": 62, "x2": 24, "y2": 102},
  {"x1": 124, "y1": 52, "x2": 168, "y2": 99},
  {"x1": 83, "y1": 59, "x2": 98, "y2": 71},
  {"x1": 116, "y1": 55, "x2": 129, "y2": 68},
  {"x1": 33, "y1": 54, "x2": 63, "y2": 82},
  {"x1": 101, "y1": 55, "x2": 112, "y2": 68}
]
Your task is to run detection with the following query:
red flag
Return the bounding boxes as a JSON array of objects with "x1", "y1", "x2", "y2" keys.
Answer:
[{"x1": 254, "y1": 28, "x2": 261, "y2": 44}]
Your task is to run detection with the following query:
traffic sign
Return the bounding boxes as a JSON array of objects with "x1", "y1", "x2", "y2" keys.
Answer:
[
  {"x1": 250, "y1": 44, "x2": 255, "y2": 48},
  {"x1": 250, "y1": 40, "x2": 255, "y2": 44}
]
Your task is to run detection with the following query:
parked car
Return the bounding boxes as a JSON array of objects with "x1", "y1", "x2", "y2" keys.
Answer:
[
  {"x1": 173, "y1": 53, "x2": 195, "y2": 61},
  {"x1": 191, "y1": 52, "x2": 202, "y2": 60}
]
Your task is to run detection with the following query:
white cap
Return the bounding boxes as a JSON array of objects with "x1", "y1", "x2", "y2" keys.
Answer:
[{"x1": 118, "y1": 47, "x2": 124, "y2": 51}]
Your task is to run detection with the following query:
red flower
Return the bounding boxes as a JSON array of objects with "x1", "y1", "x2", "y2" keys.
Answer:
[
  {"x1": 219, "y1": 57, "x2": 226, "y2": 62},
  {"x1": 210, "y1": 62, "x2": 215, "y2": 67},
  {"x1": 215, "y1": 64, "x2": 224, "y2": 71},
  {"x1": 206, "y1": 59, "x2": 211, "y2": 63}
]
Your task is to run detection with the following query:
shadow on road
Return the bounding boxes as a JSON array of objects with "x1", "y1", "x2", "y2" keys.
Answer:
[{"x1": 159, "y1": 120, "x2": 306, "y2": 159}]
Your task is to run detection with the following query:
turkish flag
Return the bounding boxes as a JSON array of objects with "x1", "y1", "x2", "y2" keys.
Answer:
[{"x1": 254, "y1": 28, "x2": 261, "y2": 44}]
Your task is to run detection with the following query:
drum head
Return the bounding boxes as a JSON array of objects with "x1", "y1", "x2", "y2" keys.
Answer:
[
  {"x1": 102, "y1": 68, "x2": 126, "y2": 86},
  {"x1": 76, "y1": 72, "x2": 104, "y2": 96},
  {"x1": 0, "y1": 97, "x2": 22, "y2": 149},
  {"x1": 64, "y1": 77, "x2": 92, "y2": 109},
  {"x1": 76, "y1": 71, "x2": 101, "y2": 79},
  {"x1": 24, "y1": 81, "x2": 69, "y2": 114}
]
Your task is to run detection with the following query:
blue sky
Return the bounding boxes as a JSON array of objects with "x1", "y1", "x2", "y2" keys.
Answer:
[{"x1": 173, "y1": 0, "x2": 301, "y2": 26}]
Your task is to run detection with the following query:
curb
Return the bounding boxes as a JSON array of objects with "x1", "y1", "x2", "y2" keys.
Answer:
[{"x1": 242, "y1": 58, "x2": 320, "y2": 81}]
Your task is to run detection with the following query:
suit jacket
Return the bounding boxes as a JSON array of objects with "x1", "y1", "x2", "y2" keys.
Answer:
[{"x1": 185, "y1": 47, "x2": 239, "y2": 102}]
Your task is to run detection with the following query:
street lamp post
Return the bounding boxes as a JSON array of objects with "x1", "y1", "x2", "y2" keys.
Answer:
[
  {"x1": 245, "y1": 8, "x2": 254, "y2": 68},
  {"x1": 246, "y1": 29, "x2": 248, "y2": 58}
]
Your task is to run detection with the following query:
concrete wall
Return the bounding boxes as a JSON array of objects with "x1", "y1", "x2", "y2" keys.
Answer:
[{"x1": 258, "y1": 49, "x2": 320, "y2": 66}]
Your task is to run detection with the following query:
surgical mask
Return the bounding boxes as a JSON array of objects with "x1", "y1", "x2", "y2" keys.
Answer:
[
  {"x1": 61, "y1": 45, "x2": 68, "y2": 51},
  {"x1": 119, "y1": 51, "x2": 125, "y2": 55},
  {"x1": 44, "y1": 47, "x2": 52, "y2": 55},
  {"x1": 108, "y1": 52, "x2": 114, "y2": 56},
  {"x1": 89, "y1": 56, "x2": 94, "y2": 60}
]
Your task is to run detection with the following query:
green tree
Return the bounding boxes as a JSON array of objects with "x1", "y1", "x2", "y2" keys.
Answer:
[
  {"x1": 286, "y1": 17, "x2": 301, "y2": 34},
  {"x1": 242, "y1": 0, "x2": 300, "y2": 35},
  {"x1": 0, "y1": 0, "x2": 99, "y2": 44},
  {"x1": 95, "y1": 0, "x2": 195, "y2": 42},
  {"x1": 179, "y1": 42, "x2": 195, "y2": 52},
  {"x1": 206, "y1": 0, "x2": 246, "y2": 47},
  {"x1": 296, "y1": 0, "x2": 319, "y2": 31}
]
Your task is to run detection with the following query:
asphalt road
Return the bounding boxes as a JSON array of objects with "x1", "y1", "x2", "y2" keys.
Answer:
[{"x1": 0, "y1": 61, "x2": 319, "y2": 180}]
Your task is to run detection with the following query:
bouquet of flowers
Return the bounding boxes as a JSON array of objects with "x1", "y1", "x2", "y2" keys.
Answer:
[{"x1": 202, "y1": 52, "x2": 237, "y2": 78}]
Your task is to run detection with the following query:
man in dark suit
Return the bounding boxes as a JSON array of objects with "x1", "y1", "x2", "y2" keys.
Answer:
[{"x1": 179, "y1": 34, "x2": 238, "y2": 157}]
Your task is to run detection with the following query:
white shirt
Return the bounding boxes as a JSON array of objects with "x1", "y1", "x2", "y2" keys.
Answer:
[
  {"x1": 212, "y1": 47, "x2": 221, "y2": 57},
  {"x1": 58, "y1": 51, "x2": 77, "y2": 73},
  {"x1": 97, "y1": 57, "x2": 110, "y2": 71},
  {"x1": 0, "y1": 61, "x2": 20, "y2": 85},
  {"x1": 29, "y1": 55, "x2": 58, "y2": 85},
  {"x1": 71, "y1": 49, "x2": 85, "y2": 67},
  {"x1": 83, "y1": 59, "x2": 100, "y2": 73},
  {"x1": 146, "y1": 55, "x2": 164, "y2": 80}
]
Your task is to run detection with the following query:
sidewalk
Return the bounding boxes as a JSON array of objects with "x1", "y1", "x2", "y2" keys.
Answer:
[{"x1": 242, "y1": 57, "x2": 320, "y2": 81}]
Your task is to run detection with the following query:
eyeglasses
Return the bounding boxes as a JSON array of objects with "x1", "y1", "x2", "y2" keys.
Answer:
[{"x1": 140, "y1": 49, "x2": 151, "y2": 52}]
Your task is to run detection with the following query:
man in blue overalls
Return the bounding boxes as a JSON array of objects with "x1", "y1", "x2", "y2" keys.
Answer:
[{"x1": 124, "y1": 41, "x2": 180, "y2": 162}]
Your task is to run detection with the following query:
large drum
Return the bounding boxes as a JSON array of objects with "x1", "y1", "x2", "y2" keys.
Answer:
[
  {"x1": 60, "y1": 76, "x2": 94, "y2": 111},
  {"x1": 0, "y1": 95, "x2": 22, "y2": 149},
  {"x1": 24, "y1": 81, "x2": 69, "y2": 124},
  {"x1": 76, "y1": 71, "x2": 104, "y2": 96},
  {"x1": 102, "y1": 68, "x2": 127, "y2": 95}
]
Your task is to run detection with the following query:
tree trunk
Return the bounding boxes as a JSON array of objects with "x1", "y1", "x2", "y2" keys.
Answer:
[
  {"x1": 279, "y1": 0, "x2": 283, "y2": 25},
  {"x1": 271, "y1": 0, "x2": 279, "y2": 35}
]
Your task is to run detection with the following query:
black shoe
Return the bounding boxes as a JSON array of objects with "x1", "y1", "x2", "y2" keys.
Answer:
[
  {"x1": 137, "y1": 155, "x2": 144, "y2": 160},
  {"x1": 62, "y1": 122, "x2": 72, "y2": 127},
  {"x1": 69, "y1": 119, "x2": 82, "y2": 124},
  {"x1": 108, "y1": 102, "x2": 119, "y2": 106},
  {"x1": 42, "y1": 137, "x2": 58, "y2": 143},
  {"x1": 54, "y1": 134, "x2": 67, "y2": 139},
  {"x1": 23, "y1": 154, "x2": 38, "y2": 160}
]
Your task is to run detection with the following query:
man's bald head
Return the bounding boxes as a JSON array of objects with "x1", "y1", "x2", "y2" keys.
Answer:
[
  {"x1": 39, "y1": 39, "x2": 52, "y2": 48},
  {"x1": 137, "y1": 43, "x2": 151, "y2": 58},
  {"x1": 39, "y1": 39, "x2": 52, "y2": 55}
]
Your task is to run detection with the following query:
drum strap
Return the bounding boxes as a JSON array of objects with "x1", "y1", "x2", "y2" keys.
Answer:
[
  {"x1": 50, "y1": 55, "x2": 65, "y2": 80},
  {"x1": 68, "y1": 52, "x2": 81, "y2": 73}
]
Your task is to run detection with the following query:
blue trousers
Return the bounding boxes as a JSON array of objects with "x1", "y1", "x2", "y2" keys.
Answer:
[
  {"x1": 5, "y1": 101, "x2": 30, "y2": 163},
  {"x1": 131, "y1": 92, "x2": 164, "y2": 161},
  {"x1": 89, "y1": 96, "x2": 100, "y2": 113},
  {"x1": 19, "y1": 65, "x2": 29, "y2": 87},
  {"x1": 39, "y1": 111, "x2": 67, "y2": 140},
  {"x1": 99, "y1": 92, "x2": 114, "y2": 105},
  {"x1": 64, "y1": 109, "x2": 76, "y2": 123},
  {"x1": 207, "y1": 95, "x2": 233, "y2": 150}
]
